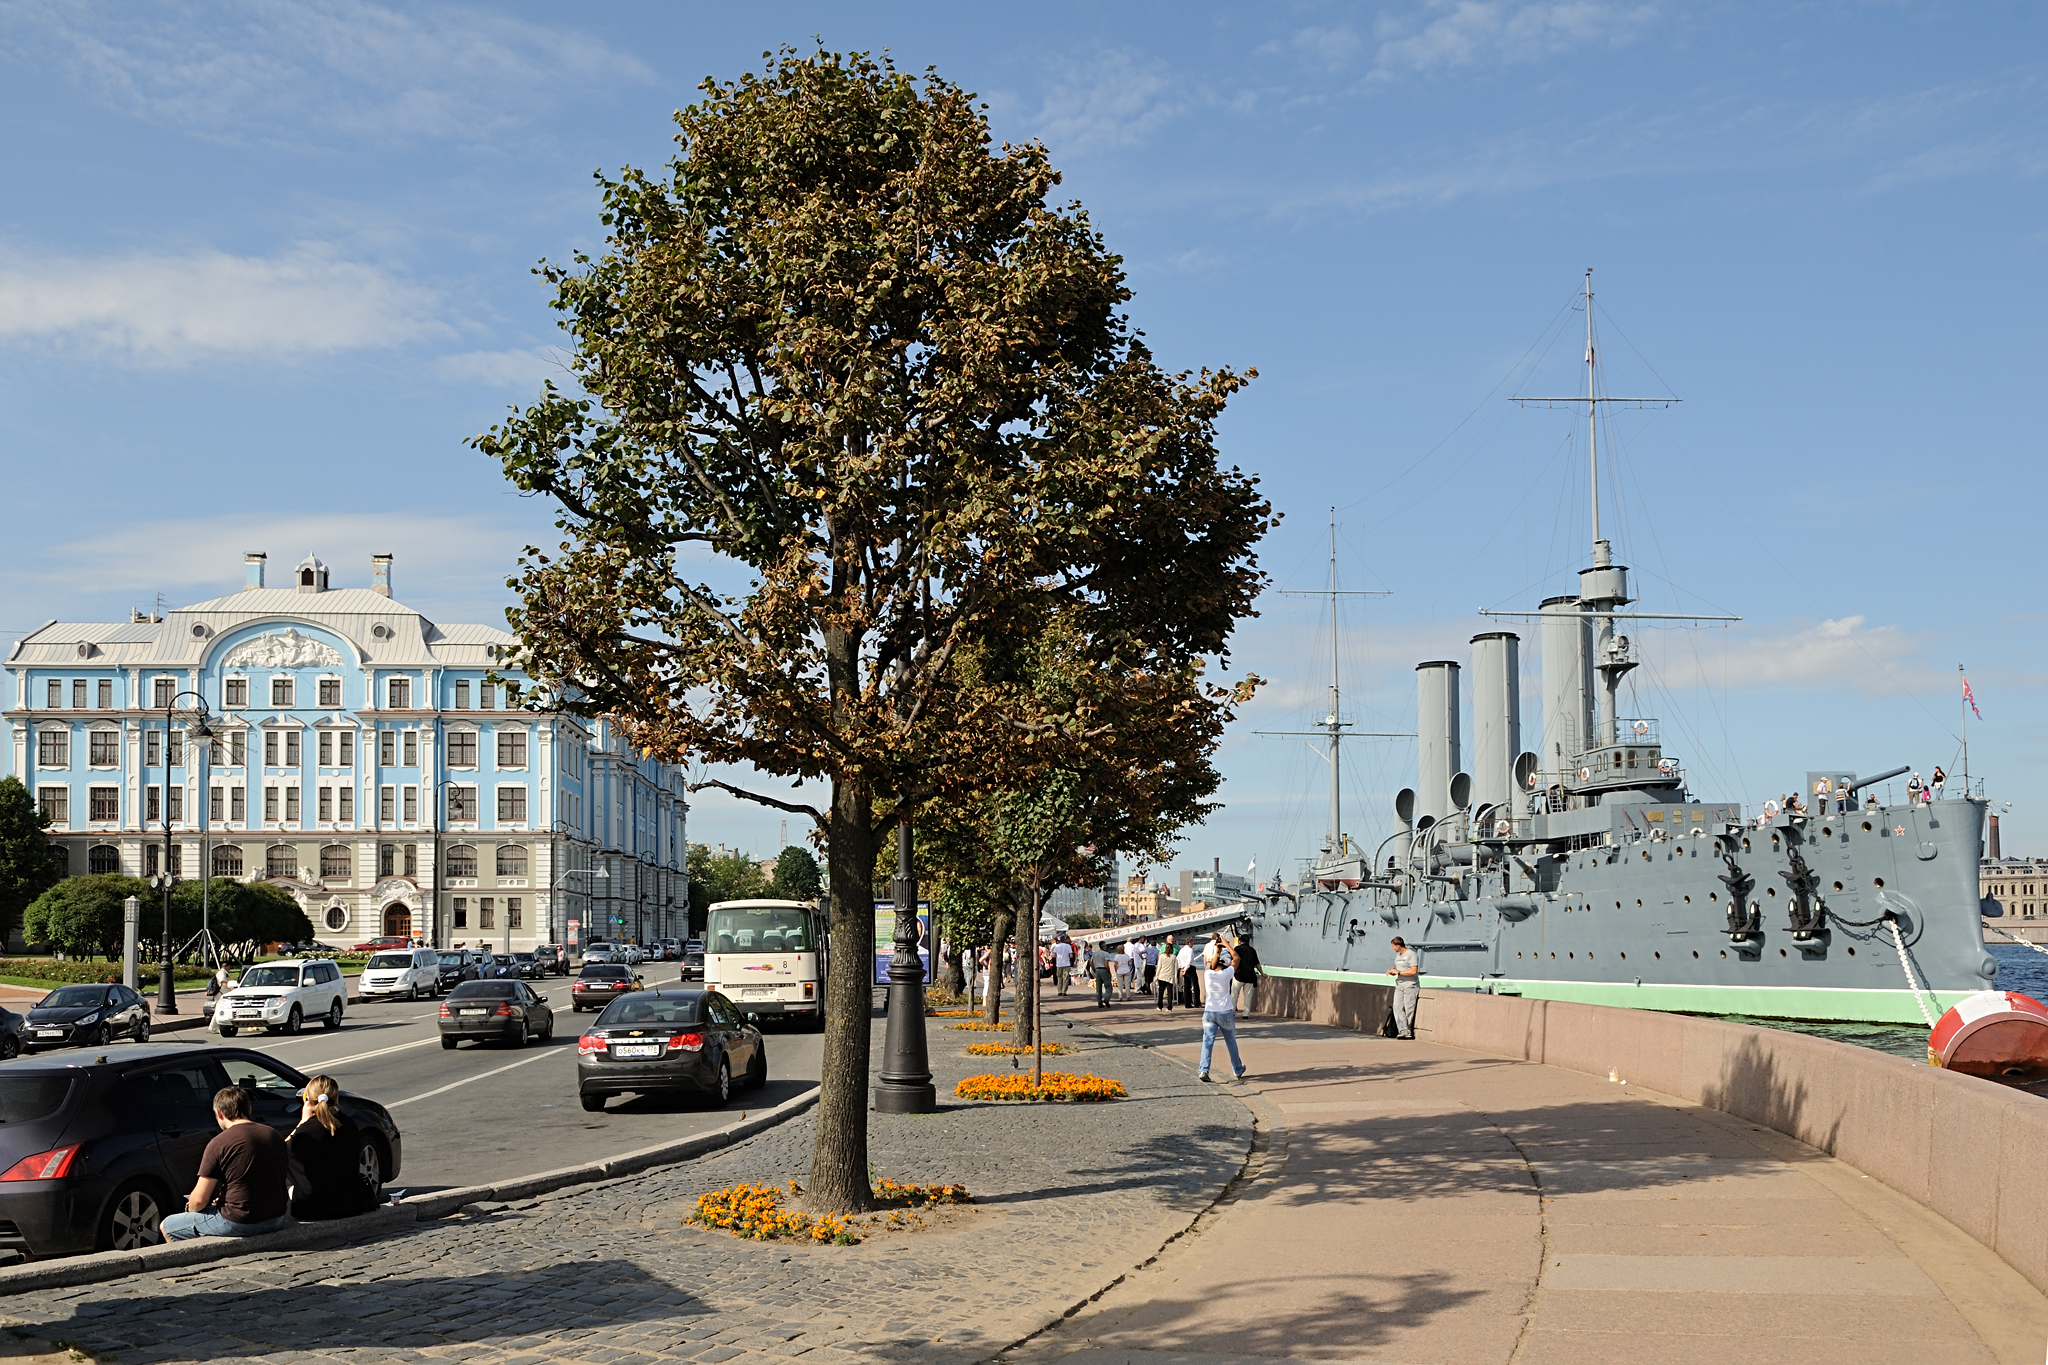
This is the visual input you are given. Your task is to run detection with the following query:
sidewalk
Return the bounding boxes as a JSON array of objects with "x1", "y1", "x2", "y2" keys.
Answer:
[{"x1": 1020, "y1": 993, "x2": 2048, "y2": 1365}]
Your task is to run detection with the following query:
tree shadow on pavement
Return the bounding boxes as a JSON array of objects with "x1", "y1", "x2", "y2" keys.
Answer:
[{"x1": 1070, "y1": 1267, "x2": 1495, "y2": 1357}]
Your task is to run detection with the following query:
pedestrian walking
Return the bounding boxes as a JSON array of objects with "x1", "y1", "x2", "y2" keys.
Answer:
[
  {"x1": 1155, "y1": 935, "x2": 1178, "y2": 1011},
  {"x1": 161, "y1": 1086, "x2": 291, "y2": 1241},
  {"x1": 1052, "y1": 937, "x2": 1074, "y2": 997},
  {"x1": 1177, "y1": 940, "x2": 1197, "y2": 1008},
  {"x1": 1091, "y1": 943, "x2": 1113, "y2": 1008},
  {"x1": 285, "y1": 1075, "x2": 380, "y2": 1223},
  {"x1": 1111, "y1": 948, "x2": 1132, "y2": 1001},
  {"x1": 1931, "y1": 766, "x2": 1947, "y2": 799},
  {"x1": 1231, "y1": 931, "x2": 1262, "y2": 1014},
  {"x1": 1142, "y1": 938, "x2": 1159, "y2": 991},
  {"x1": 1387, "y1": 936, "x2": 1420, "y2": 1040},
  {"x1": 1197, "y1": 936, "x2": 1247, "y2": 1083}
]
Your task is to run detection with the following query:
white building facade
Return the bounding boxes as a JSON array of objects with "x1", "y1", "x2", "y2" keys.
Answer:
[{"x1": 3, "y1": 553, "x2": 687, "y2": 952}]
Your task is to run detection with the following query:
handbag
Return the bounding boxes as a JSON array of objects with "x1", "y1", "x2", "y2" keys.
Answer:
[{"x1": 1379, "y1": 1005, "x2": 1399, "y2": 1039}]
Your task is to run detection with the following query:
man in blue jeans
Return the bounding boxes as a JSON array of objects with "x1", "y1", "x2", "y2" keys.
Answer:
[
  {"x1": 1197, "y1": 936, "x2": 1248, "y2": 1083},
  {"x1": 162, "y1": 1086, "x2": 291, "y2": 1241}
]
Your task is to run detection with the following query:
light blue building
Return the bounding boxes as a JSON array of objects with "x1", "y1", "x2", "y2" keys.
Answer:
[{"x1": 3, "y1": 552, "x2": 688, "y2": 952}]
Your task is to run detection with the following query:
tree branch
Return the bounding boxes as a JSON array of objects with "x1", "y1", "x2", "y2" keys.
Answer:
[{"x1": 687, "y1": 779, "x2": 826, "y2": 824}]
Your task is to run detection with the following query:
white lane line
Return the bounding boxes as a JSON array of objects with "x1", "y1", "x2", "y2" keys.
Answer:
[
  {"x1": 386, "y1": 1046, "x2": 566, "y2": 1108},
  {"x1": 296, "y1": 1037, "x2": 443, "y2": 1069}
]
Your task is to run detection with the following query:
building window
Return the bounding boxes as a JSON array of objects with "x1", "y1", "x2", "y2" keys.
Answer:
[
  {"x1": 167, "y1": 731, "x2": 184, "y2": 767},
  {"x1": 402, "y1": 732, "x2": 418, "y2": 766},
  {"x1": 212, "y1": 787, "x2": 225, "y2": 822},
  {"x1": 90, "y1": 786, "x2": 119, "y2": 821},
  {"x1": 321, "y1": 845, "x2": 351, "y2": 879},
  {"x1": 146, "y1": 731, "x2": 161, "y2": 767},
  {"x1": 97, "y1": 680, "x2": 113, "y2": 709},
  {"x1": 447, "y1": 732, "x2": 477, "y2": 767},
  {"x1": 379, "y1": 731, "x2": 396, "y2": 766},
  {"x1": 318, "y1": 786, "x2": 333, "y2": 822},
  {"x1": 230, "y1": 731, "x2": 246, "y2": 766},
  {"x1": 147, "y1": 788, "x2": 160, "y2": 824},
  {"x1": 271, "y1": 677, "x2": 294, "y2": 707},
  {"x1": 284, "y1": 732, "x2": 301, "y2": 767},
  {"x1": 323, "y1": 903, "x2": 348, "y2": 932},
  {"x1": 389, "y1": 677, "x2": 411, "y2": 709},
  {"x1": 145, "y1": 843, "x2": 159, "y2": 877},
  {"x1": 403, "y1": 786, "x2": 419, "y2": 822},
  {"x1": 454, "y1": 680, "x2": 470, "y2": 709},
  {"x1": 89, "y1": 843, "x2": 120, "y2": 874},
  {"x1": 318, "y1": 678, "x2": 341, "y2": 707},
  {"x1": 337, "y1": 786, "x2": 353, "y2": 822},
  {"x1": 504, "y1": 682, "x2": 519, "y2": 706},
  {"x1": 38, "y1": 730, "x2": 68, "y2": 767},
  {"x1": 319, "y1": 732, "x2": 333, "y2": 766},
  {"x1": 38, "y1": 787, "x2": 67, "y2": 823},
  {"x1": 497, "y1": 786, "x2": 527, "y2": 822},
  {"x1": 72, "y1": 680, "x2": 87, "y2": 709},
  {"x1": 285, "y1": 787, "x2": 301, "y2": 822},
  {"x1": 404, "y1": 844, "x2": 417, "y2": 876},
  {"x1": 480, "y1": 897, "x2": 495, "y2": 930},
  {"x1": 224, "y1": 677, "x2": 247, "y2": 707},
  {"x1": 265, "y1": 732, "x2": 279, "y2": 767},
  {"x1": 450, "y1": 786, "x2": 478, "y2": 821},
  {"x1": 497, "y1": 845, "x2": 528, "y2": 876},
  {"x1": 214, "y1": 845, "x2": 243, "y2": 877},
  {"x1": 89, "y1": 731, "x2": 118, "y2": 766},
  {"x1": 267, "y1": 845, "x2": 297, "y2": 878},
  {"x1": 379, "y1": 843, "x2": 396, "y2": 877},
  {"x1": 507, "y1": 896, "x2": 522, "y2": 930},
  {"x1": 166, "y1": 788, "x2": 183, "y2": 823},
  {"x1": 480, "y1": 683, "x2": 496, "y2": 710},
  {"x1": 453, "y1": 897, "x2": 468, "y2": 929},
  {"x1": 380, "y1": 786, "x2": 396, "y2": 822},
  {"x1": 265, "y1": 786, "x2": 279, "y2": 821},
  {"x1": 497, "y1": 731, "x2": 527, "y2": 767},
  {"x1": 337, "y1": 731, "x2": 354, "y2": 766},
  {"x1": 230, "y1": 786, "x2": 246, "y2": 822},
  {"x1": 446, "y1": 845, "x2": 478, "y2": 878},
  {"x1": 46, "y1": 679, "x2": 61, "y2": 708}
]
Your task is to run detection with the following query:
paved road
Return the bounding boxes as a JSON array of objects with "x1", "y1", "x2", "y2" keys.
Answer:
[{"x1": 118, "y1": 969, "x2": 824, "y2": 1194}]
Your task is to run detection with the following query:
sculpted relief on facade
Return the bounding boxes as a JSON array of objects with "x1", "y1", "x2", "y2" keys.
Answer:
[{"x1": 220, "y1": 628, "x2": 344, "y2": 669}]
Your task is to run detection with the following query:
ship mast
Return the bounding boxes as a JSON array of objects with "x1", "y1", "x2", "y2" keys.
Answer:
[{"x1": 1586, "y1": 268, "x2": 1600, "y2": 546}]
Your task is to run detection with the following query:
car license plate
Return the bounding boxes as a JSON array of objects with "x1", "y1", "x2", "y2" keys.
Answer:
[
  {"x1": 460, "y1": 1008, "x2": 488, "y2": 1016},
  {"x1": 612, "y1": 1043, "x2": 660, "y2": 1058},
  {"x1": 741, "y1": 987, "x2": 777, "y2": 1000},
  {"x1": 37, "y1": 1029, "x2": 61, "y2": 1037}
]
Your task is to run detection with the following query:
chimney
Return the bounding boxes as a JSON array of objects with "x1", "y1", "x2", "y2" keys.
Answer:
[
  {"x1": 1540, "y1": 597, "x2": 1592, "y2": 780},
  {"x1": 1415, "y1": 660, "x2": 1462, "y2": 825},
  {"x1": 243, "y1": 551, "x2": 267, "y2": 591},
  {"x1": 372, "y1": 553, "x2": 393, "y2": 598},
  {"x1": 1989, "y1": 814, "x2": 2001, "y2": 861},
  {"x1": 1213, "y1": 857, "x2": 1220, "y2": 875},
  {"x1": 1470, "y1": 632, "x2": 1522, "y2": 818}
]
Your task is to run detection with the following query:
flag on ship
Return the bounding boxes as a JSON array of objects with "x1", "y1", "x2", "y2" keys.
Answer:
[{"x1": 1963, "y1": 675, "x2": 1982, "y2": 719}]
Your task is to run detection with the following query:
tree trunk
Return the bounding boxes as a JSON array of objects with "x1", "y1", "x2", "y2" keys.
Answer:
[
  {"x1": 807, "y1": 776, "x2": 877, "y2": 1213},
  {"x1": 1012, "y1": 882, "x2": 1037, "y2": 1048},
  {"x1": 940, "y1": 939, "x2": 966, "y2": 997},
  {"x1": 983, "y1": 904, "x2": 1013, "y2": 1027}
]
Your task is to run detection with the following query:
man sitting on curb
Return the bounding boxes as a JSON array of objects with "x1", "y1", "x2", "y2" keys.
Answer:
[{"x1": 162, "y1": 1087, "x2": 291, "y2": 1241}]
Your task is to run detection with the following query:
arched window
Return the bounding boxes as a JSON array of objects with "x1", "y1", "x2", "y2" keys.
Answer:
[
  {"x1": 321, "y1": 845, "x2": 352, "y2": 879},
  {"x1": 496, "y1": 845, "x2": 528, "y2": 877},
  {"x1": 88, "y1": 844, "x2": 120, "y2": 875},
  {"x1": 214, "y1": 845, "x2": 244, "y2": 877},
  {"x1": 266, "y1": 845, "x2": 298, "y2": 878},
  {"x1": 444, "y1": 845, "x2": 477, "y2": 878}
]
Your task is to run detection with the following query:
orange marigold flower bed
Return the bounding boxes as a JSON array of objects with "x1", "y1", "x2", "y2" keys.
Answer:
[
  {"x1": 965, "y1": 1041, "x2": 1067, "y2": 1056},
  {"x1": 686, "y1": 1181, "x2": 862, "y2": 1244},
  {"x1": 871, "y1": 1178, "x2": 972, "y2": 1207},
  {"x1": 944, "y1": 1020, "x2": 1012, "y2": 1032},
  {"x1": 955, "y1": 1071, "x2": 1127, "y2": 1103},
  {"x1": 929, "y1": 1009, "x2": 1001, "y2": 1018}
]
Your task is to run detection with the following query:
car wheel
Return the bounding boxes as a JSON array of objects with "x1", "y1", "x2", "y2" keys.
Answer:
[
  {"x1": 745, "y1": 1045, "x2": 767, "y2": 1092},
  {"x1": 441, "y1": 1036, "x2": 458, "y2": 1050},
  {"x1": 218, "y1": 1025, "x2": 238, "y2": 1038},
  {"x1": 580, "y1": 1094, "x2": 606, "y2": 1112},
  {"x1": 282, "y1": 1005, "x2": 303, "y2": 1036},
  {"x1": 134, "y1": 1017, "x2": 150, "y2": 1044},
  {"x1": 325, "y1": 999, "x2": 344, "y2": 1030},
  {"x1": 357, "y1": 1136, "x2": 385, "y2": 1199},
  {"x1": 407, "y1": 983, "x2": 419, "y2": 1002},
  {"x1": 538, "y1": 1015, "x2": 553, "y2": 1042},
  {"x1": 705, "y1": 1058, "x2": 732, "y2": 1110},
  {"x1": 512, "y1": 1021, "x2": 529, "y2": 1047},
  {"x1": 0, "y1": 1032, "x2": 18, "y2": 1060},
  {"x1": 98, "y1": 1180, "x2": 169, "y2": 1251}
]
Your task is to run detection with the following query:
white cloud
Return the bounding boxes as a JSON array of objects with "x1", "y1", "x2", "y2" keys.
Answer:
[
  {"x1": 1031, "y1": 50, "x2": 1188, "y2": 155},
  {"x1": 0, "y1": 242, "x2": 447, "y2": 362},
  {"x1": 1371, "y1": 1, "x2": 1656, "y2": 78},
  {"x1": 1637, "y1": 615, "x2": 1936, "y2": 696},
  {"x1": 0, "y1": 0, "x2": 651, "y2": 143},
  {"x1": 433, "y1": 346, "x2": 570, "y2": 390}
]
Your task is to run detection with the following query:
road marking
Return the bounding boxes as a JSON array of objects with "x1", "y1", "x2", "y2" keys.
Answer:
[
  {"x1": 298, "y1": 1037, "x2": 443, "y2": 1068},
  {"x1": 387, "y1": 1046, "x2": 565, "y2": 1108}
]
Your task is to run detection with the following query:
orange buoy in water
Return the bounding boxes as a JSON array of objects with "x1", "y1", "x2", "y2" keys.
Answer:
[{"x1": 1928, "y1": 990, "x2": 2048, "y2": 1086}]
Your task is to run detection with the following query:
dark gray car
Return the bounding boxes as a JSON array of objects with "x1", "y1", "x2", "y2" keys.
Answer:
[
  {"x1": 575, "y1": 990, "x2": 764, "y2": 1112},
  {"x1": 438, "y1": 980, "x2": 554, "y2": 1048},
  {"x1": 23, "y1": 985, "x2": 151, "y2": 1051}
]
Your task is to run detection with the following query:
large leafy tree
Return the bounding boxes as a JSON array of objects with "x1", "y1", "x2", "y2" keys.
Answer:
[
  {"x1": 0, "y1": 777, "x2": 62, "y2": 949},
  {"x1": 23, "y1": 874, "x2": 151, "y2": 959},
  {"x1": 770, "y1": 846, "x2": 823, "y2": 901},
  {"x1": 474, "y1": 47, "x2": 1270, "y2": 1211}
]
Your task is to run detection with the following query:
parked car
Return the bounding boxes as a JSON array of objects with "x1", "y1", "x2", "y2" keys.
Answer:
[
  {"x1": 571, "y1": 963, "x2": 642, "y2": 1012},
  {"x1": 213, "y1": 959, "x2": 348, "y2": 1037},
  {"x1": 434, "y1": 950, "x2": 483, "y2": 992},
  {"x1": 575, "y1": 989, "x2": 765, "y2": 1112},
  {"x1": 509, "y1": 952, "x2": 547, "y2": 980},
  {"x1": 438, "y1": 981, "x2": 554, "y2": 1048},
  {"x1": 0, "y1": 1044, "x2": 402, "y2": 1260},
  {"x1": 534, "y1": 945, "x2": 570, "y2": 976},
  {"x1": 353, "y1": 935, "x2": 409, "y2": 953},
  {"x1": 22, "y1": 985, "x2": 152, "y2": 1052},
  {"x1": 582, "y1": 940, "x2": 616, "y2": 965},
  {"x1": 681, "y1": 949, "x2": 705, "y2": 982},
  {"x1": 619, "y1": 944, "x2": 647, "y2": 966},
  {"x1": 358, "y1": 948, "x2": 443, "y2": 1002},
  {"x1": 0, "y1": 1005, "x2": 24, "y2": 1060}
]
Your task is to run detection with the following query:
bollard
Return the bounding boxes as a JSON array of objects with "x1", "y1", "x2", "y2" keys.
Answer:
[{"x1": 122, "y1": 895, "x2": 141, "y2": 992}]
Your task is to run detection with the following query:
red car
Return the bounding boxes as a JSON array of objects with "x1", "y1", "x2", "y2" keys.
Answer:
[{"x1": 354, "y1": 936, "x2": 408, "y2": 953}]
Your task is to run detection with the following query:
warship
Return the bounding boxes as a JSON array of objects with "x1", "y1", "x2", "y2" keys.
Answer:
[{"x1": 1251, "y1": 274, "x2": 1999, "y2": 1025}]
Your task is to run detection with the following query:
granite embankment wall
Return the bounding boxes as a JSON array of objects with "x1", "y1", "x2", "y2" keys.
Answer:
[{"x1": 1253, "y1": 976, "x2": 2048, "y2": 1298}]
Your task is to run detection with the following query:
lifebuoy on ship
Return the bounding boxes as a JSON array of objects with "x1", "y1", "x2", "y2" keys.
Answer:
[
  {"x1": 1928, "y1": 991, "x2": 2048, "y2": 1084},
  {"x1": 1632, "y1": 720, "x2": 1650, "y2": 735},
  {"x1": 1657, "y1": 758, "x2": 1676, "y2": 775},
  {"x1": 1579, "y1": 766, "x2": 1592, "y2": 781},
  {"x1": 1763, "y1": 800, "x2": 1779, "y2": 817},
  {"x1": 1495, "y1": 819, "x2": 1512, "y2": 837}
]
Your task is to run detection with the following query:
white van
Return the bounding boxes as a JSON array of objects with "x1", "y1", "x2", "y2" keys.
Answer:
[{"x1": 359, "y1": 947, "x2": 443, "y2": 1001}]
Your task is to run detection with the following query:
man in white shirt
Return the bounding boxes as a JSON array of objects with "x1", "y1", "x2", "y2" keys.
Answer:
[
  {"x1": 1387, "y1": 936, "x2": 1421, "y2": 1039},
  {"x1": 1197, "y1": 936, "x2": 1247, "y2": 1082},
  {"x1": 1176, "y1": 941, "x2": 1196, "y2": 1008},
  {"x1": 1052, "y1": 938, "x2": 1075, "y2": 997}
]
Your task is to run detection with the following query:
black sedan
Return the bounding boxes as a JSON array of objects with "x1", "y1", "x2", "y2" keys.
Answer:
[
  {"x1": 535, "y1": 945, "x2": 570, "y2": 976},
  {"x1": 437, "y1": 981, "x2": 554, "y2": 1048},
  {"x1": 680, "y1": 950, "x2": 705, "y2": 982},
  {"x1": 576, "y1": 989, "x2": 765, "y2": 1112},
  {"x1": 510, "y1": 952, "x2": 547, "y2": 980},
  {"x1": 0, "y1": 1044, "x2": 402, "y2": 1260},
  {"x1": 570, "y1": 963, "x2": 643, "y2": 1012},
  {"x1": 435, "y1": 950, "x2": 481, "y2": 991},
  {"x1": 23, "y1": 985, "x2": 152, "y2": 1051}
]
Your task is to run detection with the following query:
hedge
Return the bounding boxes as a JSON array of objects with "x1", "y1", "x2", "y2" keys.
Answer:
[{"x1": 0, "y1": 958, "x2": 213, "y2": 987}]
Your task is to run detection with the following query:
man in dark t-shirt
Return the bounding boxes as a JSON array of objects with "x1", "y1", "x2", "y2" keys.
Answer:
[{"x1": 161, "y1": 1086, "x2": 291, "y2": 1240}]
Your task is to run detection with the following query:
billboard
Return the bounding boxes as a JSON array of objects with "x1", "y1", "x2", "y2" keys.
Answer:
[{"x1": 872, "y1": 903, "x2": 932, "y2": 983}]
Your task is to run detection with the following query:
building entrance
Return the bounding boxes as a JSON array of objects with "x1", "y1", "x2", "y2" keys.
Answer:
[{"x1": 383, "y1": 905, "x2": 413, "y2": 941}]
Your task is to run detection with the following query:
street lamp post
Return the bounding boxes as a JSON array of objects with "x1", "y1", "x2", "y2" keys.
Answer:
[
  {"x1": 874, "y1": 815, "x2": 935, "y2": 1113},
  {"x1": 153, "y1": 691, "x2": 213, "y2": 1015},
  {"x1": 547, "y1": 865, "x2": 607, "y2": 958}
]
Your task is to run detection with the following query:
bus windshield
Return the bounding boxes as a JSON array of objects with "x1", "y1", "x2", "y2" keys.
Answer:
[{"x1": 706, "y1": 905, "x2": 812, "y2": 955}]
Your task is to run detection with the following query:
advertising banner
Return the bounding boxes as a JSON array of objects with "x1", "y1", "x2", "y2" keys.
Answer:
[{"x1": 872, "y1": 903, "x2": 932, "y2": 983}]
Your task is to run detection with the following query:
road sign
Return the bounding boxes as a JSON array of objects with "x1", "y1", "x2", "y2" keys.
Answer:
[{"x1": 567, "y1": 918, "x2": 580, "y2": 946}]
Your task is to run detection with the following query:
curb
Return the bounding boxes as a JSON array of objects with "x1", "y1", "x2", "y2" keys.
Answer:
[{"x1": 0, "y1": 1085, "x2": 819, "y2": 1295}]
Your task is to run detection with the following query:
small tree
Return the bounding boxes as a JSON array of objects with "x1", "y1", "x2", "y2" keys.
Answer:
[
  {"x1": 0, "y1": 777, "x2": 61, "y2": 950},
  {"x1": 23, "y1": 875, "x2": 151, "y2": 960},
  {"x1": 770, "y1": 846, "x2": 823, "y2": 901}
]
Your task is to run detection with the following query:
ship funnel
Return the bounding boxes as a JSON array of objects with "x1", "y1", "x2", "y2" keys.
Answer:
[
  {"x1": 1450, "y1": 772, "x2": 1472, "y2": 811},
  {"x1": 1393, "y1": 788, "x2": 1416, "y2": 867},
  {"x1": 1470, "y1": 631, "x2": 1522, "y2": 817},
  {"x1": 1416, "y1": 661, "x2": 1462, "y2": 825},
  {"x1": 1539, "y1": 597, "x2": 1593, "y2": 780}
]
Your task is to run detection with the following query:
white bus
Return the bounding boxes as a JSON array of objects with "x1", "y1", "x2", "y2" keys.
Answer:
[{"x1": 703, "y1": 899, "x2": 826, "y2": 1029}]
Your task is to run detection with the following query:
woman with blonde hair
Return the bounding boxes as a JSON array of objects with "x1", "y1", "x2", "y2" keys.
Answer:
[{"x1": 285, "y1": 1075, "x2": 380, "y2": 1221}]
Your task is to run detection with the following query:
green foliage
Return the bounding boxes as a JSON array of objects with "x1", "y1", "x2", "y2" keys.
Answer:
[
  {"x1": 169, "y1": 880, "x2": 312, "y2": 962},
  {"x1": 22, "y1": 875, "x2": 153, "y2": 958},
  {"x1": 0, "y1": 959, "x2": 211, "y2": 987},
  {"x1": 0, "y1": 777, "x2": 62, "y2": 948},
  {"x1": 689, "y1": 844, "x2": 771, "y2": 914},
  {"x1": 1062, "y1": 913, "x2": 1103, "y2": 930},
  {"x1": 770, "y1": 846, "x2": 822, "y2": 901}
]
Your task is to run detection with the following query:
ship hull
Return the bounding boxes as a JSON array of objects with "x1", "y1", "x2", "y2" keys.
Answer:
[{"x1": 1252, "y1": 798, "x2": 1997, "y2": 1026}]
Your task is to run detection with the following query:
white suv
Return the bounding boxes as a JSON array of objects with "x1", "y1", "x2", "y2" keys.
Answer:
[
  {"x1": 215, "y1": 959, "x2": 348, "y2": 1036},
  {"x1": 359, "y1": 947, "x2": 443, "y2": 1001}
]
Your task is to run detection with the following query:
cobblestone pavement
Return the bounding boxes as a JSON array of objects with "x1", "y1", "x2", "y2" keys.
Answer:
[{"x1": 5, "y1": 1007, "x2": 1252, "y2": 1365}]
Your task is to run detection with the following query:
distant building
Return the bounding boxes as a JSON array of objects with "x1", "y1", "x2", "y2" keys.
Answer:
[
  {"x1": 3, "y1": 552, "x2": 688, "y2": 953},
  {"x1": 1042, "y1": 885, "x2": 1105, "y2": 920},
  {"x1": 1118, "y1": 876, "x2": 1179, "y2": 922},
  {"x1": 1981, "y1": 857, "x2": 2048, "y2": 922}
]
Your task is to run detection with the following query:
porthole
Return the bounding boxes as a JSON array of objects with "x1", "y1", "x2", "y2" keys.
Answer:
[
  {"x1": 1874, "y1": 877, "x2": 1885, "y2": 889},
  {"x1": 1641, "y1": 850, "x2": 1651, "y2": 862},
  {"x1": 1822, "y1": 826, "x2": 1832, "y2": 837},
  {"x1": 1719, "y1": 949, "x2": 1727, "y2": 958},
  {"x1": 1708, "y1": 892, "x2": 1718, "y2": 902},
  {"x1": 1832, "y1": 881, "x2": 1843, "y2": 892},
  {"x1": 1742, "y1": 838, "x2": 1752, "y2": 852},
  {"x1": 1635, "y1": 898, "x2": 1643, "y2": 907},
  {"x1": 1683, "y1": 895, "x2": 1692, "y2": 904},
  {"x1": 1772, "y1": 835, "x2": 1781, "y2": 849},
  {"x1": 1847, "y1": 947, "x2": 1856, "y2": 956},
  {"x1": 1550, "y1": 952, "x2": 1556, "y2": 959},
  {"x1": 1862, "y1": 821, "x2": 1873, "y2": 832},
  {"x1": 1622, "y1": 952, "x2": 1630, "y2": 960},
  {"x1": 1767, "y1": 887, "x2": 1777, "y2": 897},
  {"x1": 1779, "y1": 948, "x2": 1788, "y2": 958},
  {"x1": 1615, "y1": 900, "x2": 1622, "y2": 909},
  {"x1": 1691, "y1": 950, "x2": 1699, "y2": 959}
]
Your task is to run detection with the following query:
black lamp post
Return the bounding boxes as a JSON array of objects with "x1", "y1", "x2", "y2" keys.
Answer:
[
  {"x1": 874, "y1": 815, "x2": 935, "y2": 1113},
  {"x1": 154, "y1": 691, "x2": 212, "y2": 1014}
]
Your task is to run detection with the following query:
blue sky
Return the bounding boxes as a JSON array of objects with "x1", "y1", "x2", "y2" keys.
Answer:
[{"x1": 2, "y1": 1, "x2": 2043, "y2": 878}]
